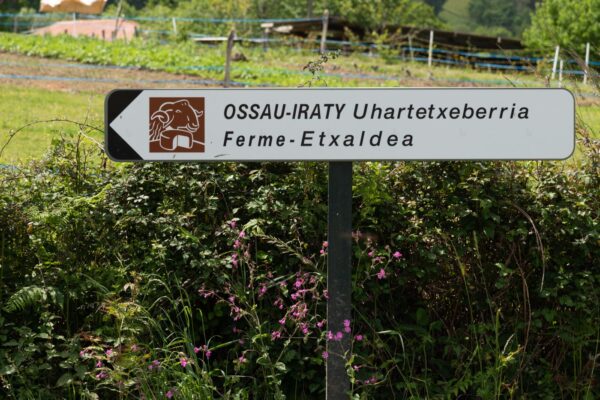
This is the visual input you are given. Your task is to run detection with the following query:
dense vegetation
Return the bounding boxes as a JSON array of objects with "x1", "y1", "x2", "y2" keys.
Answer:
[
  {"x1": 523, "y1": 0, "x2": 600, "y2": 53},
  {"x1": 0, "y1": 32, "x2": 560, "y2": 90},
  {"x1": 0, "y1": 0, "x2": 599, "y2": 398},
  {"x1": 468, "y1": 0, "x2": 534, "y2": 37},
  {"x1": 0, "y1": 113, "x2": 598, "y2": 398}
]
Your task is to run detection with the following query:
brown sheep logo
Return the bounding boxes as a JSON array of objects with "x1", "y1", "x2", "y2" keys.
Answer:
[{"x1": 149, "y1": 98, "x2": 205, "y2": 153}]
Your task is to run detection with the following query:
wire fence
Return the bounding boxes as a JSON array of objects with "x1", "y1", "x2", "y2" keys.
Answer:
[{"x1": 0, "y1": 11, "x2": 598, "y2": 79}]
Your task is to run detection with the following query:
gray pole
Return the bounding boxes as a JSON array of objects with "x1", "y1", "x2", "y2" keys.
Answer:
[{"x1": 326, "y1": 161, "x2": 352, "y2": 399}]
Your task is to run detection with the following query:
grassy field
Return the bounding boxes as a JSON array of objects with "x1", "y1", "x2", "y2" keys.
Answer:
[
  {"x1": 0, "y1": 32, "x2": 597, "y2": 163},
  {"x1": 0, "y1": 85, "x2": 103, "y2": 163},
  {"x1": 0, "y1": 32, "x2": 590, "y2": 90}
]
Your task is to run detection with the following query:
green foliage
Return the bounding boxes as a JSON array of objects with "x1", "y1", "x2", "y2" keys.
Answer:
[
  {"x1": 330, "y1": 0, "x2": 441, "y2": 31},
  {"x1": 4, "y1": 286, "x2": 64, "y2": 313},
  {"x1": 0, "y1": 114, "x2": 598, "y2": 398},
  {"x1": 468, "y1": 0, "x2": 533, "y2": 37},
  {"x1": 422, "y1": 0, "x2": 447, "y2": 15},
  {"x1": 524, "y1": 0, "x2": 600, "y2": 53}
]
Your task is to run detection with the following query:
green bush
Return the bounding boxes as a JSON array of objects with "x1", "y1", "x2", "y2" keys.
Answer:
[{"x1": 0, "y1": 127, "x2": 598, "y2": 398}]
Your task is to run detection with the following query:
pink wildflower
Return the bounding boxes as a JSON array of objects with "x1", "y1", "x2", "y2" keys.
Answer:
[
  {"x1": 96, "y1": 360, "x2": 103, "y2": 368},
  {"x1": 354, "y1": 334, "x2": 364, "y2": 341},
  {"x1": 343, "y1": 319, "x2": 352, "y2": 333},
  {"x1": 319, "y1": 249, "x2": 325, "y2": 255},
  {"x1": 294, "y1": 278, "x2": 304, "y2": 288},
  {"x1": 368, "y1": 250, "x2": 374, "y2": 257},
  {"x1": 322, "y1": 241, "x2": 328, "y2": 248},
  {"x1": 278, "y1": 316, "x2": 286, "y2": 325},
  {"x1": 194, "y1": 346, "x2": 200, "y2": 354},
  {"x1": 274, "y1": 297, "x2": 284, "y2": 310},
  {"x1": 335, "y1": 331, "x2": 343, "y2": 341},
  {"x1": 231, "y1": 306, "x2": 242, "y2": 321},
  {"x1": 233, "y1": 239, "x2": 241, "y2": 249},
  {"x1": 316, "y1": 320, "x2": 325, "y2": 329},
  {"x1": 271, "y1": 331, "x2": 282, "y2": 340},
  {"x1": 166, "y1": 390, "x2": 174, "y2": 399},
  {"x1": 206, "y1": 350, "x2": 212, "y2": 359},
  {"x1": 238, "y1": 355, "x2": 247, "y2": 363},
  {"x1": 148, "y1": 359, "x2": 160, "y2": 371},
  {"x1": 96, "y1": 371, "x2": 108, "y2": 379},
  {"x1": 105, "y1": 348, "x2": 113, "y2": 357},
  {"x1": 258, "y1": 284, "x2": 267, "y2": 297},
  {"x1": 376, "y1": 268, "x2": 386, "y2": 280},
  {"x1": 322, "y1": 351, "x2": 329, "y2": 360},
  {"x1": 393, "y1": 251, "x2": 403, "y2": 259},
  {"x1": 300, "y1": 322, "x2": 309, "y2": 335},
  {"x1": 229, "y1": 220, "x2": 237, "y2": 229},
  {"x1": 239, "y1": 231, "x2": 246, "y2": 238},
  {"x1": 180, "y1": 358, "x2": 188, "y2": 368}
]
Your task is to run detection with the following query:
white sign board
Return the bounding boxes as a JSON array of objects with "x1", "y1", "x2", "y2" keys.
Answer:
[{"x1": 105, "y1": 88, "x2": 575, "y2": 161}]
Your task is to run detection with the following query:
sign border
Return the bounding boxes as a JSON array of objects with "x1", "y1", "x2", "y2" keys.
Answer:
[{"x1": 105, "y1": 87, "x2": 576, "y2": 162}]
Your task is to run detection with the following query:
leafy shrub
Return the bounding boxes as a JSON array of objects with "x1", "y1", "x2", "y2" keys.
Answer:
[{"x1": 0, "y1": 126, "x2": 598, "y2": 398}]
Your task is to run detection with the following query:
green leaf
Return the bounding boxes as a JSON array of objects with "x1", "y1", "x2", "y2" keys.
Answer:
[
  {"x1": 56, "y1": 373, "x2": 74, "y2": 387},
  {"x1": 274, "y1": 362, "x2": 287, "y2": 372}
]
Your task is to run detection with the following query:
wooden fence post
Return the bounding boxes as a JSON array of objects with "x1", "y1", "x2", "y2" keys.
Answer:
[
  {"x1": 73, "y1": 12, "x2": 78, "y2": 37},
  {"x1": 113, "y1": 0, "x2": 123, "y2": 40},
  {"x1": 558, "y1": 59, "x2": 564, "y2": 88},
  {"x1": 224, "y1": 29, "x2": 235, "y2": 87},
  {"x1": 261, "y1": 23, "x2": 273, "y2": 53},
  {"x1": 583, "y1": 42, "x2": 590, "y2": 85},
  {"x1": 320, "y1": 9, "x2": 329, "y2": 54},
  {"x1": 408, "y1": 34, "x2": 414, "y2": 62},
  {"x1": 551, "y1": 45, "x2": 560, "y2": 80},
  {"x1": 428, "y1": 30, "x2": 434, "y2": 67},
  {"x1": 172, "y1": 17, "x2": 177, "y2": 36}
]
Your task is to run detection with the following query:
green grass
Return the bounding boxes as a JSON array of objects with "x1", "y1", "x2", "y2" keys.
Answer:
[
  {"x1": 578, "y1": 105, "x2": 600, "y2": 134},
  {"x1": 0, "y1": 32, "x2": 597, "y2": 163},
  {"x1": 0, "y1": 85, "x2": 103, "y2": 163},
  {"x1": 0, "y1": 32, "x2": 563, "y2": 89},
  {"x1": 1, "y1": 31, "x2": 595, "y2": 94}
]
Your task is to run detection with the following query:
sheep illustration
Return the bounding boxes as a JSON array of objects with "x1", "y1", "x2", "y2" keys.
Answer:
[{"x1": 150, "y1": 99, "x2": 204, "y2": 151}]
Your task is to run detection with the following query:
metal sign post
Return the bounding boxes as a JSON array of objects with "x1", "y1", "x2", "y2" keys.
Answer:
[
  {"x1": 327, "y1": 161, "x2": 352, "y2": 398},
  {"x1": 105, "y1": 87, "x2": 575, "y2": 399}
]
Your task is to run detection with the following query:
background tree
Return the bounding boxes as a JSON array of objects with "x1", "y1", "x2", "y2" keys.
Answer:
[
  {"x1": 468, "y1": 0, "x2": 534, "y2": 37},
  {"x1": 422, "y1": 0, "x2": 447, "y2": 15},
  {"x1": 524, "y1": 0, "x2": 600, "y2": 52},
  {"x1": 329, "y1": 0, "x2": 441, "y2": 31}
]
